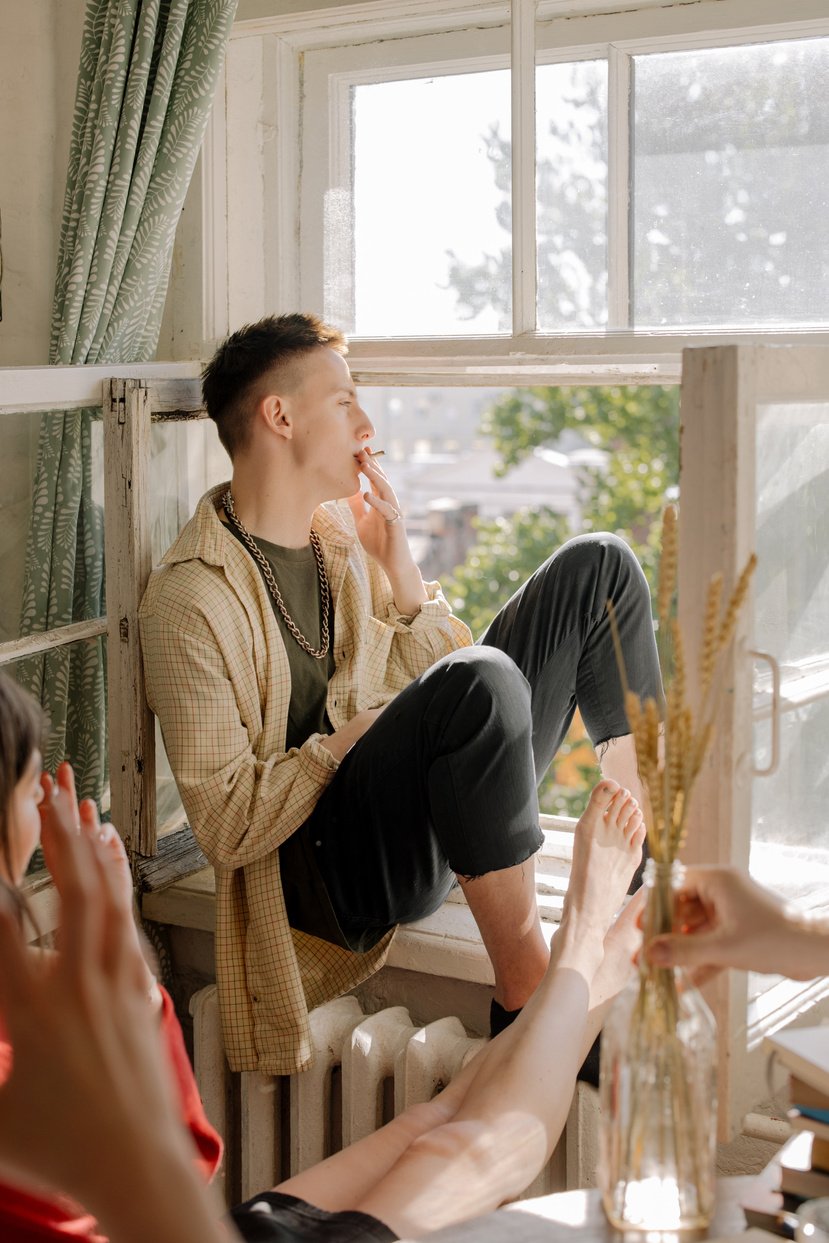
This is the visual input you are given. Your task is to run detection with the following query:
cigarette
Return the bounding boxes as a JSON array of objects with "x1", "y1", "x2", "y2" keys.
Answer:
[{"x1": 367, "y1": 449, "x2": 385, "y2": 457}]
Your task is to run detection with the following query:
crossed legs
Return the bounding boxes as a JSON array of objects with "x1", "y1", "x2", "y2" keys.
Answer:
[{"x1": 273, "y1": 779, "x2": 645, "y2": 1238}]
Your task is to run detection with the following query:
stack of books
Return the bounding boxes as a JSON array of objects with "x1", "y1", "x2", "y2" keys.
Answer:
[
  {"x1": 741, "y1": 1025, "x2": 829, "y2": 1236},
  {"x1": 775, "y1": 1027, "x2": 829, "y2": 1200}
]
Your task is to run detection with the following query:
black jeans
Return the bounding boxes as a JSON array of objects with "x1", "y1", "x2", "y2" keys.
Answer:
[{"x1": 298, "y1": 533, "x2": 661, "y2": 951}]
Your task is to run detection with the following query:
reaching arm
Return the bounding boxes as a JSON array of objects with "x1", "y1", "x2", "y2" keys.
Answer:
[
  {"x1": 0, "y1": 790, "x2": 235, "y2": 1243},
  {"x1": 646, "y1": 865, "x2": 829, "y2": 984}
]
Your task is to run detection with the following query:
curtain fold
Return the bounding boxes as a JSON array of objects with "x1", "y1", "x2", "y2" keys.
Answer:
[{"x1": 20, "y1": 0, "x2": 238, "y2": 801}]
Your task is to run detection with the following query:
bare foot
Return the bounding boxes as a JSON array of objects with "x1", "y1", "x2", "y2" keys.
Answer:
[
  {"x1": 562, "y1": 780, "x2": 646, "y2": 944},
  {"x1": 589, "y1": 887, "x2": 645, "y2": 1012}
]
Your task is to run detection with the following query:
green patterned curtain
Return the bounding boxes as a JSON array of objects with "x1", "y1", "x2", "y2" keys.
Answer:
[{"x1": 19, "y1": 0, "x2": 237, "y2": 802}]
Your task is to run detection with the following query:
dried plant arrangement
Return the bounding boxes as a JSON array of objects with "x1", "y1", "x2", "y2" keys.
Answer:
[
  {"x1": 609, "y1": 503, "x2": 757, "y2": 869},
  {"x1": 600, "y1": 506, "x2": 757, "y2": 1233}
]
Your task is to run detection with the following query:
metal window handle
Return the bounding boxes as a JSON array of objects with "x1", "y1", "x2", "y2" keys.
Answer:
[{"x1": 750, "y1": 649, "x2": 780, "y2": 778}]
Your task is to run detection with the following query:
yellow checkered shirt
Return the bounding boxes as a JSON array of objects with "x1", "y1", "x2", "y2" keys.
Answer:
[{"x1": 139, "y1": 485, "x2": 472, "y2": 1073}]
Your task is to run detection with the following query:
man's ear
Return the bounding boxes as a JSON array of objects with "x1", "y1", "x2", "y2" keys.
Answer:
[{"x1": 260, "y1": 393, "x2": 292, "y2": 441}]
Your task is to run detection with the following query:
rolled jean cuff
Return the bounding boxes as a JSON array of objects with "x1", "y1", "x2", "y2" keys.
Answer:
[{"x1": 450, "y1": 821, "x2": 544, "y2": 880}]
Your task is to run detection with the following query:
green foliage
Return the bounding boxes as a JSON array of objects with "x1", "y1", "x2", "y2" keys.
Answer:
[
  {"x1": 442, "y1": 384, "x2": 680, "y2": 818},
  {"x1": 482, "y1": 385, "x2": 680, "y2": 592},
  {"x1": 443, "y1": 504, "x2": 598, "y2": 818},
  {"x1": 444, "y1": 506, "x2": 569, "y2": 637}
]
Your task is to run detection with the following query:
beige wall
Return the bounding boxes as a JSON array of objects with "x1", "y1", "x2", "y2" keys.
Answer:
[
  {"x1": 0, "y1": 0, "x2": 84, "y2": 642},
  {"x1": 0, "y1": 0, "x2": 84, "y2": 366}
]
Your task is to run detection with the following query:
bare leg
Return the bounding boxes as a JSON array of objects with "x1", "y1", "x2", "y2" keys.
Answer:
[
  {"x1": 278, "y1": 780, "x2": 643, "y2": 1234},
  {"x1": 576, "y1": 885, "x2": 645, "y2": 1061},
  {"x1": 457, "y1": 859, "x2": 549, "y2": 1011},
  {"x1": 355, "y1": 779, "x2": 644, "y2": 1236},
  {"x1": 459, "y1": 734, "x2": 649, "y2": 1014}
]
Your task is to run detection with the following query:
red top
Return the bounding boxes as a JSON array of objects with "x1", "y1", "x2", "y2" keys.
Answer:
[{"x1": 0, "y1": 987, "x2": 223, "y2": 1241}]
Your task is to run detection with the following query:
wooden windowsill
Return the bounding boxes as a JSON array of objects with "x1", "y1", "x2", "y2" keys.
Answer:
[{"x1": 141, "y1": 820, "x2": 575, "y2": 987}]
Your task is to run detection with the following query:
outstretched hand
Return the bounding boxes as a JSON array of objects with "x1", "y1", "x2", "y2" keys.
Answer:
[
  {"x1": 39, "y1": 763, "x2": 158, "y2": 1002},
  {"x1": 644, "y1": 865, "x2": 820, "y2": 985},
  {"x1": 0, "y1": 794, "x2": 176, "y2": 1206},
  {"x1": 41, "y1": 762, "x2": 134, "y2": 918}
]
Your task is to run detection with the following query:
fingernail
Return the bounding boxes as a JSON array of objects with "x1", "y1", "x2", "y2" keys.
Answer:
[{"x1": 649, "y1": 943, "x2": 670, "y2": 964}]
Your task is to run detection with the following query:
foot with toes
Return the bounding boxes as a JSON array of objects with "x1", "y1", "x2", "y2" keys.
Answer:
[{"x1": 562, "y1": 780, "x2": 646, "y2": 949}]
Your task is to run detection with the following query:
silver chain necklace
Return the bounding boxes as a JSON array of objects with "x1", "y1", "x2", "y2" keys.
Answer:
[{"x1": 222, "y1": 489, "x2": 331, "y2": 660}]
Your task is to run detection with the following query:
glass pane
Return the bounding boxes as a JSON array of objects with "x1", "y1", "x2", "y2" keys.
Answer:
[
  {"x1": 361, "y1": 380, "x2": 679, "y2": 815},
  {"x1": 150, "y1": 417, "x2": 230, "y2": 564},
  {"x1": 3, "y1": 636, "x2": 109, "y2": 880},
  {"x1": 536, "y1": 59, "x2": 608, "y2": 330},
  {"x1": 150, "y1": 417, "x2": 230, "y2": 831},
  {"x1": 753, "y1": 402, "x2": 829, "y2": 670},
  {"x1": 749, "y1": 401, "x2": 829, "y2": 1009},
  {"x1": 1, "y1": 407, "x2": 104, "y2": 643},
  {"x1": 351, "y1": 71, "x2": 511, "y2": 336},
  {"x1": 633, "y1": 37, "x2": 829, "y2": 328}
]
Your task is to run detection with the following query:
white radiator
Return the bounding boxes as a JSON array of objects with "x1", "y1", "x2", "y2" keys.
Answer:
[{"x1": 190, "y1": 987, "x2": 594, "y2": 1206}]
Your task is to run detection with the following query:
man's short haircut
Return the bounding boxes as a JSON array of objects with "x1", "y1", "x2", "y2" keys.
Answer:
[{"x1": 202, "y1": 313, "x2": 347, "y2": 458}]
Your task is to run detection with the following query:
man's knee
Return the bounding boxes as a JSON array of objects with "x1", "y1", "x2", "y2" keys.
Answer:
[
  {"x1": 558, "y1": 530, "x2": 638, "y2": 571},
  {"x1": 441, "y1": 647, "x2": 531, "y2": 724},
  {"x1": 555, "y1": 531, "x2": 649, "y2": 602}
]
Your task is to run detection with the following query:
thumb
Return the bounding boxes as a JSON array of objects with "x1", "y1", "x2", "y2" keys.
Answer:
[{"x1": 646, "y1": 930, "x2": 723, "y2": 969}]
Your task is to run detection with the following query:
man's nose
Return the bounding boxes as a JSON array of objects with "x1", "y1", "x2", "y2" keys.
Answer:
[{"x1": 357, "y1": 407, "x2": 375, "y2": 440}]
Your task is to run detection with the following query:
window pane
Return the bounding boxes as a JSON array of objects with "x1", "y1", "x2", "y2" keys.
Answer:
[
  {"x1": 352, "y1": 72, "x2": 511, "y2": 336},
  {"x1": 633, "y1": 37, "x2": 829, "y2": 327},
  {"x1": 1, "y1": 407, "x2": 104, "y2": 644},
  {"x1": 360, "y1": 380, "x2": 678, "y2": 815},
  {"x1": 748, "y1": 400, "x2": 829, "y2": 1013},
  {"x1": 150, "y1": 418, "x2": 229, "y2": 565},
  {"x1": 3, "y1": 636, "x2": 109, "y2": 857},
  {"x1": 150, "y1": 417, "x2": 230, "y2": 830},
  {"x1": 536, "y1": 60, "x2": 608, "y2": 330}
]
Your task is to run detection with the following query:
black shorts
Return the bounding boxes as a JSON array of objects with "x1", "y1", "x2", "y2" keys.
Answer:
[{"x1": 229, "y1": 1191, "x2": 398, "y2": 1243}]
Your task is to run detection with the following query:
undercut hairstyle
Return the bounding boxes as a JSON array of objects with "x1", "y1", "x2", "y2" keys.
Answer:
[
  {"x1": 0, "y1": 672, "x2": 44, "y2": 926},
  {"x1": 202, "y1": 313, "x2": 348, "y2": 458}
]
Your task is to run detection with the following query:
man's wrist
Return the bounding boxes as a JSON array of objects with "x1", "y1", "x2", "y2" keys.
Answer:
[{"x1": 386, "y1": 563, "x2": 428, "y2": 618}]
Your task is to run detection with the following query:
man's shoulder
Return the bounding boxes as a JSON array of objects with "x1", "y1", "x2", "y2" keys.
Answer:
[{"x1": 140, "y1": 486, "x2": 244, "y2": 624}]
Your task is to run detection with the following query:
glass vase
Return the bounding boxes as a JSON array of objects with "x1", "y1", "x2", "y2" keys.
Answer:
[{"x1": 599, "y1": 859, "x2": 718, "y2": 1232}]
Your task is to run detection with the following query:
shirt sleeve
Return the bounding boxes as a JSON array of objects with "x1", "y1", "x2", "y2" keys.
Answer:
[
  {"x1": 140, "y1": 595, "x2": 340, "y2": 870},
  {"x1": 368, "y1": 559, "x2": 473, "y2": 683}
]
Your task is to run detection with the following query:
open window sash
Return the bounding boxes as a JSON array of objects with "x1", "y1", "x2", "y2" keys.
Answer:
[{"x1": 678, "y1": 344, "x2": 829, "y2": 1140}]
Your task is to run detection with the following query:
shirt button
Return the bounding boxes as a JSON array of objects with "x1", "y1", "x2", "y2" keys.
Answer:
[{"x1": 315, "y1": 840, "x2": 322, "y2": 847}]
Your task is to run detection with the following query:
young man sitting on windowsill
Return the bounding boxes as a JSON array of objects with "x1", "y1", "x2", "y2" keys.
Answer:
[{"x1": 138, "y1": 313, "x2": 661, "y2": 1079}]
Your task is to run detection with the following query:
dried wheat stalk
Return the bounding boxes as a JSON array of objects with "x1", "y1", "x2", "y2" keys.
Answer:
[{"x1": 608, "y1": 507, "x2": 756, "y2": 866}]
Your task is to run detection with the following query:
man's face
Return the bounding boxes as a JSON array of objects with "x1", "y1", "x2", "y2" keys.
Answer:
[{"x1": 283, "y1": 347, "x2": 375, "y2": 501}]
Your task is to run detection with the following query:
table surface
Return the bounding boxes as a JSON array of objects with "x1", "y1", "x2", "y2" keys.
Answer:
[{"x1": 411, "y1": 1175, "x2": 758, "y2": 1243}]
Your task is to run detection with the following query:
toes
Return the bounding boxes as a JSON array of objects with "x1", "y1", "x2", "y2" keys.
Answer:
[
  {"x1": 629, "y1": 817, "x2": 647, "y2": 852},
  {"x1": 604, "y1": 786, "x2": 632, "y2": 829},
  {"x1": 588, "y1": 779, "x2": 620, "y2": 814},
  {"x1": 623, "y1": 805, "x2": 644, "y2": 844}
]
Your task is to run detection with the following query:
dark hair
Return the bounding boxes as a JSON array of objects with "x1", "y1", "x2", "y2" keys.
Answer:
[
  {"x1": 201, "y1": 312, "x2": 348, "y2": 458},
  {"x1": 0, "y1": 673, "x2": 44, "y2": 924}
]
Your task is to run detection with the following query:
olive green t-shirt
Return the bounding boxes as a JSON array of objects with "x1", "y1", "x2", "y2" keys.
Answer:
[
  {"x1": 224, "y1": 522, "x2": 349, "y2": 949},
  {"x1": 238, "y1": 532, "x2": 336, "y2": 750}
]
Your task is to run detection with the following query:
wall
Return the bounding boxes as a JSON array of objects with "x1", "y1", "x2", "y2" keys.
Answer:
[
  {"x1": 0, "y1": 0, "x2": 84, "y2": 366},
  {"x1": 0, "y1": 0, "x2": 84, "y2": 642}
]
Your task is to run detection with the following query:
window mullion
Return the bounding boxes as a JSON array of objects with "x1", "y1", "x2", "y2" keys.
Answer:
[
  {"x1": 607, "y1": 44, "x2": 631, "y2": 329},
  {"x1": 511, "y1": 0, "x2": 537, "y2": 335}
]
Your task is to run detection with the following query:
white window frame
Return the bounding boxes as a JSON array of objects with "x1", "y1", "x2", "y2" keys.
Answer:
[
  {"x1": 678, "y1": 343, "x2": 829, "y2": 1136},
  {"x1": 204, "y1": 0, "x2": 829, "y2": 383}
]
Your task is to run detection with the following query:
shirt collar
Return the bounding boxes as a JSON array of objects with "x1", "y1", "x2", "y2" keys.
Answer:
[{"x1": 161, "y1": 484, "x2": 357, "y2": 569}]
